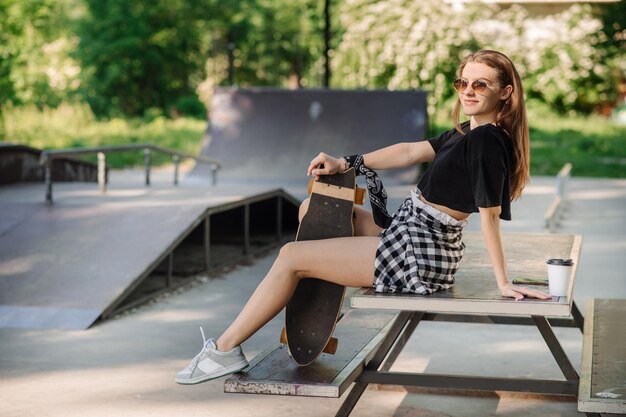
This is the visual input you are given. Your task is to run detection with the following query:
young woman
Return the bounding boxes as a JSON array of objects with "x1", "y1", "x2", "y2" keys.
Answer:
[{"x1": 175, "y1": 49, "x2": 550, "y2": 385}]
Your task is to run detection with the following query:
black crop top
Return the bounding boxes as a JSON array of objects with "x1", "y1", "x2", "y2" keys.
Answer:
[{"x1": 417, "y1": 121, "x2": 514, "y2": 220}]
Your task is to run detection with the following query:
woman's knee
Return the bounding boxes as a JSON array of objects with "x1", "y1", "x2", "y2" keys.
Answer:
[
  {"x1": 276, "y1": 242, "x2": 302, "y2": 279},
  {"x1": 278, "y1": 241, "x2": 295, "y2": 259}
]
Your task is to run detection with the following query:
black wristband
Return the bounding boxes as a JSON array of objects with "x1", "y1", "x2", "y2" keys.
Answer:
[
  {"x1": 343, "y1": 154, "x2": 366, "y2": 176},
  {"x1": 342, "y1": 154, "x2": 392, "y2": 228}
]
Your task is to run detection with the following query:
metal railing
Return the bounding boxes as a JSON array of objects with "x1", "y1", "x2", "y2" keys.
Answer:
[
  {"x1": 39, "y1": 144, "x2": 221, "y2": 205},
  {"x1": 544, "y1": 162, "x2": 572, "y2": 230}
]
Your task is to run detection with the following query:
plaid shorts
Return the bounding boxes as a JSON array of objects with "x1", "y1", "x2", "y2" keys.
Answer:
[{"x1": 373, "y1": 189, "x2": 467, "y2": 295}]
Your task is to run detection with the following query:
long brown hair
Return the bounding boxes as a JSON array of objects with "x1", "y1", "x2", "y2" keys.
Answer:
[{"x1": 452, "y1": 50, "x2": 529, "y2": 201}]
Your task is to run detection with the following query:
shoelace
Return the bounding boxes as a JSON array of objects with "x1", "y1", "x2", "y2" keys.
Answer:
[{"x1": 185, "y1": 327, "x2": 212, "y2": 372}]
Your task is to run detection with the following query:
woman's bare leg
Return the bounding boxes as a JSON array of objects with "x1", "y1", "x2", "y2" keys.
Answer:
[
  {"x1": 215, "y1": 199, "x2": 383, "y2": 352},
  {"x1": 216, "y1": 235, "x2": 380, "y2": 351},
  {"x1": 353, "y1": 205, "x2": 384, "y2": 237}
]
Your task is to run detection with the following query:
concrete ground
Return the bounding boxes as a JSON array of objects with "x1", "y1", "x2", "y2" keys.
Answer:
[{"x1": 0, "y1": 174, "x2": 624, "y2": 417}]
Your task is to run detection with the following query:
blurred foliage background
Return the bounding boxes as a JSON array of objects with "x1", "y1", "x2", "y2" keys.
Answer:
[{"x1": 0, "y1": 0, "x2": 624, "y2": 176}]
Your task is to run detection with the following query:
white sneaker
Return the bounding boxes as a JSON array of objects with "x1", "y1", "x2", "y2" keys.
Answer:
[{"x1": 175, "y1": 328, "x2": 248, "y2": 385}]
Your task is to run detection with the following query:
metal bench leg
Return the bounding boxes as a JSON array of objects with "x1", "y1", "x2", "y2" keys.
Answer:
[
  {"x1": 570, "y1": 300, "x2": 585, "y2": 333},
  {"x1": 381, "y1": 312, "x2": 425, "y2": 372},
  {"x1": 335, "y1": 311, "x2": 413, "y2": 417},
  {"x1": 532, "y1": 316, "x2": 579, "y2": 381}
]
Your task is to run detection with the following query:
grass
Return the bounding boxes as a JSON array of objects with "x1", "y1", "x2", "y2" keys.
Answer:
[
  {"x1": 2, "y1": 101, "x2": 625, "y2": 178},
  {"x1": 1, "y1": 103, "x2": 207, "y2": 168},
  {"x1": 526, "y1": 105, "x2": 626, "y2": 177}
]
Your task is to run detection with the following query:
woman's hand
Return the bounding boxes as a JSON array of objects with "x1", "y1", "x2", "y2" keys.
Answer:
[
  {"x1": 499, "y1": 282, "x2": 551, "y2": 301},
  {"x1": 307, "y1": 152, "x2": 345, "y2": 179}
]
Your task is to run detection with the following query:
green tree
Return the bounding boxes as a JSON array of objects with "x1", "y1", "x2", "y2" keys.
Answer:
[
  {"x1": 203, "y1": 0, "x2": 327, "y2": 89},
  {"x1": 0, "y1": 0, "x2": 79, "y2": 110},
  {"x1": 332, "y1": 0, "x2": 612, "y2": 115},
  {"x1": 194, "y1": 0, "x2": 333, "y2": 110},
  {"x1": 75, "y1": 0, "x2": 211, "y2": 116},
  {"x1": 0, "y1": 0, "x2": 20, "y2": 109},
  {"x1": 597, "y1": 0, "x2": 626, "y2": 108},
  {"x1": 332, "y1": 0, "x2": 486, "y2": 116}
]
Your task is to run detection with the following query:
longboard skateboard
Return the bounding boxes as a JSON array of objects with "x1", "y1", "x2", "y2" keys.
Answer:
[{"x1": 281, "y1": 168, "x2": 365, "y2": 366}]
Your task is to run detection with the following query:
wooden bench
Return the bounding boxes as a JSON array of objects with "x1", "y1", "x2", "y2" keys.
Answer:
[
  {"x1": 226, "y1": 232, "x2": 595, "y2": 417},
  {"x1": 224, "y1": 305, "x2": 401, "y2": 398},
  {"x1": 578, "y1": 298, "x2": 626, "y2": 416}
]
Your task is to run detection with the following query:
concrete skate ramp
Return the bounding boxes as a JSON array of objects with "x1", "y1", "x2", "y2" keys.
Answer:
[
  {"x1": 193, "y1": 88, "x2": 427, "y2": 184},
  {"x1": 0, "y1": 181, "x2": 299, "y2": 330}
]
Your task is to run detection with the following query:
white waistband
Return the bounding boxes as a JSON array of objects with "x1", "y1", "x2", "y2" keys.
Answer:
[{"x1": 411, "y1": 189, "x2": 468, "y2": 228}]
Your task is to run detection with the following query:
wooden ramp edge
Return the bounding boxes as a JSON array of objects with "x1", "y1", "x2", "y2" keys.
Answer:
[{"x1": 224, "y1": 309, "x2": 399, "y2": 398}]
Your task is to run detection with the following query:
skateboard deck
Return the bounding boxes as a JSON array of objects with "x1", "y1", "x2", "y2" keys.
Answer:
[{"x1": 283, "y1": 168, "x2": 360, "y2": 366}]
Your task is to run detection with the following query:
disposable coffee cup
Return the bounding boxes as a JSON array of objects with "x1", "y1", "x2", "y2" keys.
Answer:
[{"x1": 546, "y1": 258, "x2": 574, "y2": 297}]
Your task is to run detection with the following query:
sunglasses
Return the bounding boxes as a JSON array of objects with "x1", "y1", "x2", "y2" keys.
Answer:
[{"x1": 453, "y1": 79, "x2": 497, "y2": 94}]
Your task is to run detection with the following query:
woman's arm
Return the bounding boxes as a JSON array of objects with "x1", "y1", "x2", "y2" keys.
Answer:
[
  {"x1": 479, "y1": 206, "x2": 550, "y2": 300},
  {"x1": 307, "y1": 141, "x2": 435, "y2": 178},
  {"x1": 363, "y1": 141, "x2": 436, "y2": 170}
]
